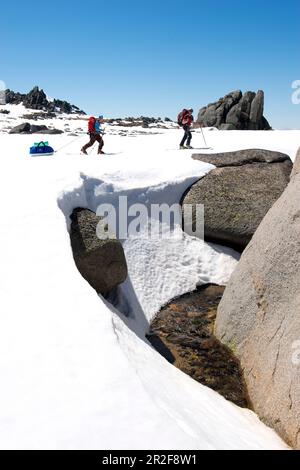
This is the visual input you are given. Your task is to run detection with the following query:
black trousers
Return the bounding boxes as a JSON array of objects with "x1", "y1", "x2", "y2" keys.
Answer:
[
  {"x1": 82, "y1": 132, "x2": 104, "y2": 153},
  {"x1": 180, "y1": 125, "x2": 192, "y2": 146}
]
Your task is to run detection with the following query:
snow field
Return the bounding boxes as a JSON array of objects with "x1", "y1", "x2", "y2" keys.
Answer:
[{"x1": 0, "y1": 108, "x2": 296, "y2": 448}]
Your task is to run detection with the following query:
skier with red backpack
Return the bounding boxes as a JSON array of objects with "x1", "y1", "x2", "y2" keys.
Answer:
[
  {"x1": 81, "y1": 115, "x2": 105, "y2": 155},
  {"x1": 177, "y1": 108, "x2": 194, "y2": 149}
]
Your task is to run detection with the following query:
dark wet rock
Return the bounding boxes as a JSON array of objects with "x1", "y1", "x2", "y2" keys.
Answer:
[
  {"x1": 148, "y1": 284, "x2": 249, "y2": 408},
  {"x1": 70, "y1": 208, "x2": 127, "y2": 295}
]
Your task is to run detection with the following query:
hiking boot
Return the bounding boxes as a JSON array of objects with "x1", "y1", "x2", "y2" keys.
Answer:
[
  {"x1": 81, "y1": 148, "x2": 88, "y2": 155},
  {"x1": 180, "y1": 145, "x2": 187, "y2": 150},
  {"x1": 98, "y1": 150, "x2": 105, "y2": 155},
  {"x1": 186, "y1": 145, "x2": 193, "y2": 149}
]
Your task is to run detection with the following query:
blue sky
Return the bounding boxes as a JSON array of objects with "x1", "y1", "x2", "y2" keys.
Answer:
[{"x1": 1, "y1": 0, "x2": 299, "y2": 127}]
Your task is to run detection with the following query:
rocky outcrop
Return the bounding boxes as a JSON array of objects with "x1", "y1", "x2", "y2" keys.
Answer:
[
  {"x1": 182, "y1": 149, "x2": 292, "y2": 250},
  {"x1": 23, "y1": 86, "x2": 48, "y2": 110},
  {"x1": 5, "y1": 86, "x2": 85, "y2": 115},
  {"x1": 5, "y1": 89, "x2": 24, "y2": 105},
  {"x1": 9, "y1": 122, "x2": 63, "y2": 134},
  {"x1": 214, "y1": 147, "x2": 300, "y2": 448},
  {"x1": 197, "y1": 90, "x2": 271, "y2": 130},
  {"x1": 70, "y1": 208, "x2": 127, "y2": 295}
]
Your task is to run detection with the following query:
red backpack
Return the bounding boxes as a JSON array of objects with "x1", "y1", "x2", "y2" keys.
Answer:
[
  {"x1": 177, "y1": 109, "x2": 188, "y2": 126},
  {"x1": 88, "y1": 116, "x2": 96, "y2": 133}
]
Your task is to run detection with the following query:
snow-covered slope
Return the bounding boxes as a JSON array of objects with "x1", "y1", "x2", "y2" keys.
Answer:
[{"x1": 0, "y1": 106, "x2": 296, "y2": 449}]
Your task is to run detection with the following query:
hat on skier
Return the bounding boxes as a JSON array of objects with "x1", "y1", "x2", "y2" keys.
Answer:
[{"x1": 98, "y1": 114, "x2": 104, "y2": 119}]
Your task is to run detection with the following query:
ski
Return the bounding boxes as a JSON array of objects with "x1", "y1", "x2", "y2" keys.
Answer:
[
  {"x1": 65, "y1": 152, "x2": 123, "y2": 156},
  {"x1": 166, "y1": 147, "x2": 213, "y2": 151}
]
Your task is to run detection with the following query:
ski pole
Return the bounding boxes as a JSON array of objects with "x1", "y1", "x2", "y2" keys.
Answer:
[{"x1": 200, "y1": 124, "x2": 208, "y2": 147}]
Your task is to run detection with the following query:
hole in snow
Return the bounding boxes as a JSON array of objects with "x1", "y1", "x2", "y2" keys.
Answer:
[{"x1": 57, "y1": 174, "x2": 248, "y2": 408}]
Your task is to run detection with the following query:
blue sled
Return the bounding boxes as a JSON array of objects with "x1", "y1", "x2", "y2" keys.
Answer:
[{"x1": 30, "y1": 141, "x2": 54, "y2": 156}]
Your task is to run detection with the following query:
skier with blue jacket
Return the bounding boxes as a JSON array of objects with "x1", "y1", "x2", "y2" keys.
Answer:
[
  {"x1": 81, "y1": 115, "x2": 105, "y2": 155},
  {"x1": 95, "y1": 117, "x2": 104, "y2": 135}
]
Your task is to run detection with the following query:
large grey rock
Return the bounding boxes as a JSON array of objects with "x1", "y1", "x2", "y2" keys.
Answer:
[
  {"x1": 182, "y1": 150, "x2": 292, "y2": 249},
  {"x1": 198, "y1": 105, "x2": 219, "y2": 127},
  {"x1": 249, "y1": 90, "x2": 264, "y2": 129},
  {"x1": 30, "y1": 124, "x2": 48, "y2": 133},
  {"x1": 215, "y1": 147, "x2": 300, "y2": 448},
  {"x1": 197, "y1": 90, "x2": 271, "y2": 130},
  {"x1": 240, "y1": 91, "x2": 256, "y2": 115},
  {"x1": 70, "y1": 208, "x2": 127, "y2": 294},
  {"x1": 9, "y1": 122, "x2": 31, "y2": 134},
  {"x1": 8, "y1": 122, "x2": 63, "y2": 134},
  {"x1": 192, "y1": 148, "x2": 290, "y2": 167},
  {"x1": 291, "y1": 147, "x2": 300, "y2": 177},
  {"x1": 226, "y1": 103, "x2": 250, "y2": 129},
  {"x1": 225, "y1": 93, "x2": 256, "y2": 129},
  {"x1": 198, "y1": 90, "x2": 242, "y2": 128}
]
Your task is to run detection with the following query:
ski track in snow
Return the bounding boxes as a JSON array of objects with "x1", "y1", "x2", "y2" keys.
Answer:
[{"x1": 0, "y1": 106, "x2": 297, "y2": 449}]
